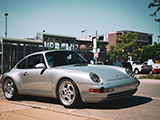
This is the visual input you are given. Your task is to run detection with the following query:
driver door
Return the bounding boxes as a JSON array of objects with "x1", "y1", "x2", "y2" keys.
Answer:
[{"x1": 19, "y1": 54, "x2": 52, "y2": 95}]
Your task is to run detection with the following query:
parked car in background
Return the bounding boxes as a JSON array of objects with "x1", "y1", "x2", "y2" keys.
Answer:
[
  {"x1": 0, "y1": 50, "x2": 140, "y2": 108},
  {"x1": 130, "y1": 61, "x2": 152, "y2": 74},
  {"x1": 112, "y1": 61, "x2": 132, "y2": 71},
  {"x1": 147, "y1": 59, "x2": 160, "y2": 74}
]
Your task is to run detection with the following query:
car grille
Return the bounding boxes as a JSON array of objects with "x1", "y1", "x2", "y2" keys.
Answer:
[{"x1": 107, "y1": 89, "x2": 137, "y2": 100}]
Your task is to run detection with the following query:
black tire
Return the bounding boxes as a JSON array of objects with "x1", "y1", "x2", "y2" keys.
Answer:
[
  {"x1": 2, "y1": 78, "x2": 19, "y2": 100},
  {"x1": 57, "y1": 79, "x2": 82, "y2": 108},
  {"x1": 149, "y1": 70, "x2": 153, "y2": 74},
  {"x1": 134, "y1": 68, "x2": 139, "y2": 74}
]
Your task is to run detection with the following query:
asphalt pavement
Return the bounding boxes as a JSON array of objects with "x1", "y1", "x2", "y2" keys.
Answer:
[{"x1": 0, "y1": 75, "x2": 160, "y2": 120}]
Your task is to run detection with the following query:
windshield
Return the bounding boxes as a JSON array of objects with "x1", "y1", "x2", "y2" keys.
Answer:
[
  {"x1": 153, "y1": 59, "x2": 160, "y2": 63},
  {"x1": 133, "y1": 61, "x2": 141, "y2": 65},
  {"x1": 45, "y1": 51, "x2": 88, "y2": 67}
]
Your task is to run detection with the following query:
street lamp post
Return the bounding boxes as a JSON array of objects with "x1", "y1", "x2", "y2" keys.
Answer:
[
  {"x1": 95, "y1": 30, "x2": 98, "y2": 65},
  {"x1": 81, "y1": 29, "x2": 98, "y2": 64},
  {"x1": 4, "y1": 13, "x2": 8, "y2": 38}
]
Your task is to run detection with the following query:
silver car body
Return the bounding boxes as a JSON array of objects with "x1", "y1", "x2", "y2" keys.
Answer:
[{"x1": 1, "y1": 50, "x2": 139, "y2": 103}]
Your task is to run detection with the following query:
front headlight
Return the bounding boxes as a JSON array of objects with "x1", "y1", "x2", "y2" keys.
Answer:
[
  {"x1": 89, "y1": 72, "x2": 101, "y2": 83},
  {"x1": 125, "y1": 68, "x2": 135, "y2": 78}
]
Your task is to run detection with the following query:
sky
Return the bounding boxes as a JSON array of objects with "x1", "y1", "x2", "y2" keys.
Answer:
[{"x1": 0, "y1": 0, "x2": 159, "y2": 43}]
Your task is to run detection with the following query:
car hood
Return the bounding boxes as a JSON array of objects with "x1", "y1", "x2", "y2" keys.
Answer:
[
  {"x1": 152, "y1": 64, "x2": 160, "y2": 69},
  {"x1": 55, "y1": 64, "x2": 130, "y2": 81}
]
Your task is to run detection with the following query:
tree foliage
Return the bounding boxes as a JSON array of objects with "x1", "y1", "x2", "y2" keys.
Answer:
[
  {"x1": 109, "y1": 32, "x2": 140, "y2": 61},
  {"x1": 108, "y1": 32, "x2": 160, "y2": 63},
  {"x1": 108, "y1": 45, "x2": 117, "y2": 61},
  {"x1": 148, "y1": 0, "x2": 160, "y2": 22},
  {"x1": 138, "y1": 42, "x2": 160, "y2": 62}
]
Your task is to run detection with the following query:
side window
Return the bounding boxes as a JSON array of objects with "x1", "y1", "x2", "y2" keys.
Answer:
[
  {"x1": 143, "y1": 62, "x2": 147, "y2": 65},
  {"x1": 17, "y1": 59, "x2": 27, "y2": 69},
  {"x1": 27, "y1": 54, "x2": 45, "y2": 69}
]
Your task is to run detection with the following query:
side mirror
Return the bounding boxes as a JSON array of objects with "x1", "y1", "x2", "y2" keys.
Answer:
[{"x1": 35, "y1": 63, "x2": 46, "y2": 69}]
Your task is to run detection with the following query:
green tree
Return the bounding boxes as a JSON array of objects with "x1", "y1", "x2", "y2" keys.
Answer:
[
  {"x1": 153, "y1": 42, "x2": 160, "y2": 59},
  {"x1": 108, "y1": 33, "x2": 160, "y2": 63},
  {"x1": 148, "y1": 0, "x2": 160, "y2": 22},
  {"x1": 108, "y1": 45, "x2": 117, "y2": 61},
  {"x1": 138, "y1": 42, "x2": 160, "y2": 62},
  {"x1": 138, "y1": 44, "x2": 154, "y2": 62},
  {"x1": 110, "y1": 32, "x2": 140, "y2": 61}
]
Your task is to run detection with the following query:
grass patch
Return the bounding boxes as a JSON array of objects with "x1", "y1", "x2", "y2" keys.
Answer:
[{"x1": 138, "y1": 74, "x2": 160, "y2": 79}]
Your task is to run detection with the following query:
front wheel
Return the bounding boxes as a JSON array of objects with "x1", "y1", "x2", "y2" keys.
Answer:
[
  {"x1": 149, "y1": 70, "x2": 153, "y2": 74},
  {"x1": 57, "y1": 79, "x2": 82, "y2": 108},
  {"x1": 3, "y1": 78, "x2": 18, "y2": 100}
]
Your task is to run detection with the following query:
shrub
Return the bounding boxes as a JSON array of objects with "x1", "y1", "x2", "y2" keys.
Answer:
[{"x1": 138, "y1": 74, "x2": 160, "y2": 79}]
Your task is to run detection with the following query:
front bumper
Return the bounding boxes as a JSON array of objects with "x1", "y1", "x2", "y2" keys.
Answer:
[
  {"x1": 79, "y1": 78, "x2": 139, "y2": 103},
  {"x1": 152, "y1": 68, "x2": 160, "y2": 74}
]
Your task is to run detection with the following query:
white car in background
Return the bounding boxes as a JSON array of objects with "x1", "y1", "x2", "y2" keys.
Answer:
[{"x1": 129, "y1": 61, "x2": 152, "y2": 74}]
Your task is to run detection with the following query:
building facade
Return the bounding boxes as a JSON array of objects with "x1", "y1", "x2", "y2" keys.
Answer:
[
  {"x1": 107, "y1": 30, "x2": 153, "y2": 50},
  {"x1": 36, "y1": 32, "x2": 76, "y2": 50},
  {"x1": 0, "y1": 32, "x2": 76, "y2": 74},
  {"x1": 77, "y1": 33, "x2": 108, "y2": 51},
  {"x1": 0, "y1": 37, "x2": 43, "y2": 74}
]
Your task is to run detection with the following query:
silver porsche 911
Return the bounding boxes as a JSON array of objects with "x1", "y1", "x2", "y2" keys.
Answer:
[{"x1": 0, "y1": 50, "x2": 140, "y2": 108}]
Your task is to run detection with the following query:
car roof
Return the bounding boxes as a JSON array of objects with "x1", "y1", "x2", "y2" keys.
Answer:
[{"x1": 24, "y1": 50, "x2": 72, "y2": 58}]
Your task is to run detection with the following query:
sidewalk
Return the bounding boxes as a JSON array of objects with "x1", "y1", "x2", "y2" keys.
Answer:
[{"x1": 0, "y1": 100, "x2": 112, "y2": 120}]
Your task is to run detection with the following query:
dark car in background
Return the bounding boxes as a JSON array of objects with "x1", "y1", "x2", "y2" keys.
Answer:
[{"x1": 112, "y1": 61, "x2": 132, "y2": 71}]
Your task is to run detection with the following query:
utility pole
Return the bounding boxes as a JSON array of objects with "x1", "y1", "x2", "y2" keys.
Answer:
[
  {"x1": 81, "y1": 29, "x2": 98, "y2": 65},
  {"x1": 159, "y1": 22, "x2": 160, "y2": 43},
  {"x1": 95, "y1": 30, "x2": 98, "y2": 65}
]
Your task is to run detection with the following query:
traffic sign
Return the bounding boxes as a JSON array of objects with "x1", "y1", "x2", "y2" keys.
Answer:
[{"x1": 94, "y1": 52, "x2": 98, "y2": 58}]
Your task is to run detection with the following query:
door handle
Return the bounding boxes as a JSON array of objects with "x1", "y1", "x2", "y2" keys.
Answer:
[{"x1": 23, "y1": 72, "x2": 28, "y2": 76}]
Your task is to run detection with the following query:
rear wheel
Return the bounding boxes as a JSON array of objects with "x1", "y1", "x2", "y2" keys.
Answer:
[
  {"x1": 57, "y1": 79, "x2": 82, "y2": 108},
  {"x1": 3, "y1": 78, "x2": 18, "y2": 100},
  {"x1": 134, "y1": 68, "x2": 139, "y2": 74}
]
